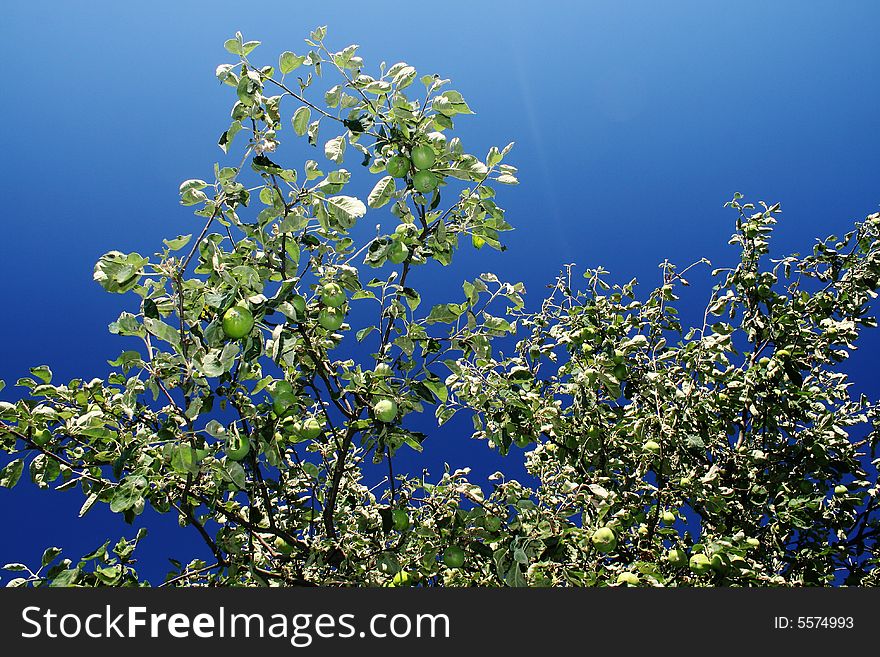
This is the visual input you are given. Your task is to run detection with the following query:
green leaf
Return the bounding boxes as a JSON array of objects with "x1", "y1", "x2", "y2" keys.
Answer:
[
  {"x1": 223, "y1": 38, "x2": 243, "y2": 56},
  {"x1": 2, "y1": 563, "x2": 28, "y2": 572},
  {"x1": 368, "y1": 176, "x2": 396, "y2": 209},
  {"x1": 426, "y1": 303, "x2": 464, "y2": 324},
  {"x1": 392, "y1": 65, "x2": 417, "y2": 89},
  {"x1": 422, "y1": 378, "x2": 448, "y2": 402},
  {"x1": 29, "y1": 365, "x2": 52, "y2": 384},
  {"x1": 241, "y1": 40, "x2": 261, "y2": 56},
  {"x1": 49, "y1": 568, "x2": 80, "y2": 587},
  {"x1": 93, "y1": 251, "x2": 149, "y2": 294},
  {"x1": 41, "y1": 547, "x2": 62, "y2": 567},
  {"x1": 326, "y1": 195, "x2": 366, "y2": 223},
  {"x1": 110, "y1": 476, "x2": 147, "y2": 513},
  {"x1": 324, "y1": 136, "x2": 346, "y2": 164},
  {"x1": 163, "y1": 234, "x2": 192, "y2": 251},
  {"x1": 0, "y1": 459, "x2": 24, "y2": 488},
  {"x1": 307, "y1": 121, "x2": 321, "y2": 148},
  {"x1": 219, "y1": 120, "x2": 243, "y2": 153},
  {"x1": 292, "y1": 106, "x2": 311, "y2": 136},
  {"x1": 144, "y1": 317, "x2": 182, "y2": 350},
  {"x1": 170, "y1": 445, "x2": 200, "y2": 475},
  {"x1": 280, "y1": 51, "x2": 306, "y2": 74},
  {"x1": 356, "y1": 326, "x2": 376, "y2": 342},
  {"x1": 219, "y1": 460, "x2": 247, "y2": 490},
  {"x1": 29, "y1": 454, "x2": 61, "y2": 488}
]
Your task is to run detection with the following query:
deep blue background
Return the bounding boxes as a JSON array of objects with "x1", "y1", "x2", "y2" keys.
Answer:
[{"x1": 1, "y1": 1, "x2": 878, "y2": 583}]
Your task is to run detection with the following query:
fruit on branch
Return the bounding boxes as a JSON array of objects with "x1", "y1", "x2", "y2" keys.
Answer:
[
  {"x1": 385, "y1": 155, "x2": 410, "y2": 178},
  {"x1": 318, "y1": 307, "x2": 345, "y2": 331},
  {"x1": 225, "y1": 433, "x2": 250, "y2": 461},
  {"x1": 410, "y1": 144, "x2": 436, "y2": 170},
  {"x1": 412, "y1": 170, "x2": 438, "y2": 194},
  {"x1": 387, "y1": 240, "x2": 410, "y2": 265},
  {"x1": 320, "y1": 282, "x2": 346, "y2": 308},
  {"x1": 222, "y1": 305, "x2": 255, "y2": 339},
  {"x1": 373, "y1": 398, "x2": 398, "y2": 423},
  {"x1": 591, "y1": 526, "x2": 617, "y2": 553}
]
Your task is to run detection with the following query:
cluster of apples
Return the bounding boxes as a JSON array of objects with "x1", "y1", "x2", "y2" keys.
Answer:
[{"x1": 385, "y1": 142, "x2": 441, "y2": 195}]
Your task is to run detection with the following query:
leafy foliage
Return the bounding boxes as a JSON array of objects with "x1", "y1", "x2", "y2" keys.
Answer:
[{"x1": 1, "y1": 29, "x2": 879, "y2": 587}]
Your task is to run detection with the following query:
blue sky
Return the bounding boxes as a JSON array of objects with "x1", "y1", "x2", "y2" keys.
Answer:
[{"x1": 1, "y1": 1, "x2": 878, "y2": 582}]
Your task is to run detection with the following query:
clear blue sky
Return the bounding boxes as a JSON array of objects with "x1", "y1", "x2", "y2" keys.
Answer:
[{"x1": 1, "y1": 1, "x2": 878, "y2": 581}]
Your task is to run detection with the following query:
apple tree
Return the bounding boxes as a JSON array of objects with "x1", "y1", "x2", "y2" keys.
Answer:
[{"x1": 1, "y1": 27, "x2": 879, "y2": 587}]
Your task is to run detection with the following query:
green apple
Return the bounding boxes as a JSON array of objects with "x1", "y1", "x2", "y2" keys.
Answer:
[
  {"x1": 318, "y1": 307, "x2": 344, "y2": 331},
  {"x1": 612, "y1": 362, "x2": 628, "y2": 381},
  {"x1": 274, "y1": 536, "x2": 295, "y2": 556},
  {"x1": 410, "y1": 144, "x2": 436, "y2": 170},
  {"x1": 297, "y1": 417, "x2": 323, "y2": 441},
  {"x1": 32, "y1": 428, "x2": 52, "y2": 447},
  {"x1": 222, "y1": 305, "x2": 254, "y2": 339},
  {"x1": 392, "y1": 509, "x2": 410, "y2": 532},
  {"x1": 745, "y1": 537, "x2": 760, "y2": 549},
  {"x1": 443, "y1": 545, "x2": 465, "y2": 569},
  {"x1": 616, "y1": 572, "x2": 639, "y2": 586},
  {"x1": 385, "y1": 155, "x2": 410, "y2": 178},
  {"x1": 666, "y1": 548, "x2": 688, "y2": 568},
  {"x1": 320, "y1": 282, "x2": 346, "y2": 308},
  {"x1": 387, "y1": 240, "x2": 410, "y2": 264},
  {"x1": 834, "y1": 484, "x2": 848, "y2": 496},
  {"x1": 373, "y1": 398, "x2": 398, "y2": 423},
  {"x1": 643, "y1": 440, "x2": 661, "y2": 455},
  {"x1": 689, "y1": 553, "x2": 711, "y2": 575},
  {"x1": 391, "y1": 570, "x2": 412, "y2": 586},
  {"x1": 412, "y1": 170, "x2": 438, "y2": 193},
  {"x1": 661, "y1": 511, "x2": 676, "y2": 525},
  {"x1": 484, "y1": 516, "x2": 502, "y2": 532},
  {"x1": 591, "y1": 526, "x2": 617, "y2": 553},
  {"x1": 225, "y1": 433, "x2": 250, "y2": 461}
]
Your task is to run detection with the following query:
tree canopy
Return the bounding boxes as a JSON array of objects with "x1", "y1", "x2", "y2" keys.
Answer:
[{"x1": 1, "y1": 27, "x2": 879, "y2": 587}]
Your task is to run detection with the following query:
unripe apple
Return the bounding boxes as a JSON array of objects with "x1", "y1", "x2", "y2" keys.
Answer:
[
  {"x1": 443, "y1": 545, "x2": 465, "y2": 569},
  {"x1": 274, "y1": 536, "x2": 295, "y2": 556},
  {"x1": 320, "y1": 282, "x2": 346, "y2": 308},
  {"x1": 225, "y1": 433, "x2": 250, "y2": 461},
  {"x1": 391, "y1": 509, "x2": 410, "y2": 532},
  {"x1": 643, "y1": 440, "x2": 661, "y2": 455},
  {"x1": 661, "y1": 511, "x2": 676, "y2": 525},
  {"x1": 298, "y1": 417, "x2": 323, "y2": 441},
  {"x1": 385, "y1": 155, "x2": 410, "y2": 178},
  {"x1": 412, "y1": 170, "x2": 438, "y2": 194},
  {"x1": 616, "y1": 572, "x2": 639, "y2": 586},
  {"x1": 666, "y1": 548, "x2": 688, "y2": 568},
  {"x1": 689, "y1": 553, "x2": 711, "y2": 575},
  {"x1": 591, "y1": 527, "x2": 617, "y2": 553},
  {"x1": 318, "y1": 307, "x2": 345, "y2": 331},
  {"x1": 410, "y1": 144, "x2": 436, "y2": 170},
  {"x1": 387, "y1": 240, "x2": 410, "y2": 264},
  {"x1": 373, "y1": 398, "x2": 398, "y2": 423},
  {"x1": 222, "y1": 305, "x2": 255, "y2": 339},
  {"x1": 834, "y1": 484, "x2": 848, "y2": 496}
]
